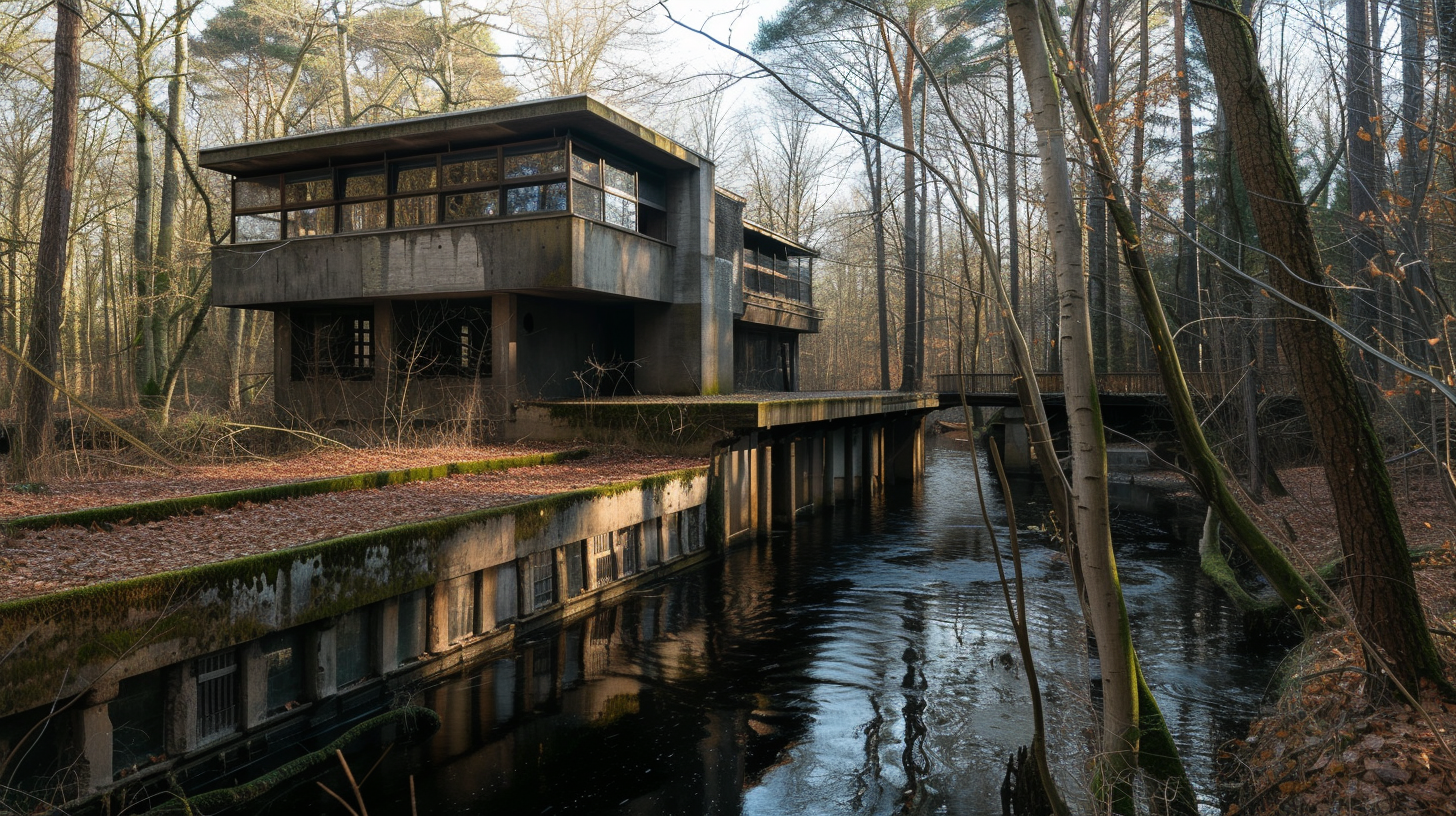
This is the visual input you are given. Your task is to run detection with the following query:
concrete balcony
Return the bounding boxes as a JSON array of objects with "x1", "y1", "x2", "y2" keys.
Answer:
[
  {"x1": 739, "y1": 291, "x2": 824, "y2": 333},
  {"x1": 212, "y1": 215, "x2": 675, "y2": 308}
]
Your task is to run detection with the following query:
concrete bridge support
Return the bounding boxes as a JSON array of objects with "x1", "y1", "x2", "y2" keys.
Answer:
[{"x1": 1001, "y1": 407, "x2": 1033, "y2": 471}]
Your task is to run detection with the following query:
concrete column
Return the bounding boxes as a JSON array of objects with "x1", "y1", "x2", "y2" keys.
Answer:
[
  {"x1": 306, "y1": 623, "x2": 338, "y2": 701},
  {"x1": 846, "y1": 427, "x2": 862, "y2": 499},
  {"x1": 273, "y1": 307, "x2": 292, "y2": 420},
  {"x1": 377, "y1": 597, "x2": 401, "y2": 674},
  {"x1": 491, "y1": 294, "x2": 518, "y2": 408},
  {"x1": 1002, "y1": 406, "x2": 1032, "y2": 471},
  {"x1": 373, "y1": 300, "x2": 394, "y2": 384},
  {"x1": 809, "y1": 432, "x2": 826, "y2": 512},
  {"x1": 477, "y1": 569, "x2": 497, "y2": 632},
  {"x1": 862, "y1": 423, "x2": 882, "y2": 498},
  {"x1": 746, "y1": 433, "x2": 760, "y2": 536},
  {"x1": 164, "y1": 662, "x2": 197, "y2": 756},
  {"x1": 771, "y1": 439, "x2": 797, "y2": 525},
  {"x1": 239, "y1": 640, "x2": 267, "y2": 729},
  {"x1": 74, "y1": 703, "x2": 112, "y2": 793},
  {"x1": 427, "y1": 582, "x2": 450, "y2": 653},
  {"x1": 890, "y1": 417, "x2": 917, "y2": 482},
  {"x1": 755, "y1": 441, "x2": 772, "y2": 537}
]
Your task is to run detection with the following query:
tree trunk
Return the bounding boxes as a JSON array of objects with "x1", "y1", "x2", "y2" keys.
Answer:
[
  {"x1": 1347, "y1": 0, "x2": 1383, "y2": 386},
  {"x1": 1174, "y1": 0, "x2": 1199, "y2": 370},
  {"x1": 1007, "y1": 0, "x2": 1137, "y2": 808},
  {"x1": 133, "y1": 101, "x2": 158, "y2": 404},
  {"x1": 1192, "y1": 0, "x2": 1451, "y2": 698},
  {"x1": 1006, "y1": 48, "x2": 1021, "y2": 320},
  {"x1": 15, "y1": 0, "x2": 83, "y2": 478},
  {"x1": 1087, "y1": 0, "x2": 1112, "y2": 373},
  {"x1": 874, "y1": 140, "x2": 891, "y2": 390}
]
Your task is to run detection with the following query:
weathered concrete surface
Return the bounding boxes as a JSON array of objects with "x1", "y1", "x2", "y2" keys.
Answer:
[
  {"x1": 738, "y1": 292, "x2": 824, "y2": 333},
  {"x1": 0, "y1": 469, "x2": 705, "y2": 719},
  {"x1": 213, "y1": 217, "x2": 673, "y2": 308}
]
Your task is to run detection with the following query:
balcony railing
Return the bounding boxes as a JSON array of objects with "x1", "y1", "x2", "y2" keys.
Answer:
[{"x1": 743, "y1": 251, "x2": 812, "y2": 306}]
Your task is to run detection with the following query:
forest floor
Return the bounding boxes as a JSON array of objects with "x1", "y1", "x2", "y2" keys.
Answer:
[
  {"x1": 0, "y1": 445, "x2": 703, "y2": 603},
  {"x1": 1179, "y1": 462, "x2": 1456, "y2": 815}
]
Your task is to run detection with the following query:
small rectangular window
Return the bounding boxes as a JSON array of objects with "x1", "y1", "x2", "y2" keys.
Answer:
[
  {"x1": 285, "y1": 207, "x2": 333, "y2": 238},
  {"x1": 604, "y1": 163, "x2": 635, "y2": 197},
  {"x1": 504, "y1": 149, "x2": 566, "y2": 179},
  {"x1": 396, "y1": 589, "x2": 426, "y2": 664},
  {"x1": 444, "y1": 190, "x2": 499, "y2": 221},
  {"x1": 194, "y1": 651, "x2": 238, "y2": 741},
  {"x1": 571, "y1": 151, "x2": 601, "y2": 185},
  {"x1": 447, "y1": 575, "x2": 476, "y2": 644},
  {"x1": 394, "y1": 160, "x2": 437, "y2": 193},
  {"x1": 590, "y1": 533, "x2": 614, "y2": 588},
  {"x1": 235, "y1": 212, "x2": 281, "y2": 242},
  {"x1": 235, "y1": 176, "x2": 280, "y2": 210},
  {"x1": 617, "y1": 526, "x2": 640, "y2": 576},
  {"x1": 604, "y1": 193, "x2": 637, "y2": 230},
  {"x1": 574, "y1": 183, "x2": 603, "y2": 220},
  {"x1": 392, "y1": 194, "x2": 437, "y2": 227},
  {"x1": 443, "y1": 153, "x2": 499, "y2": 187},
  {"x1": 336, "y1": 610, "x2": 372, "y2": 687},
  {"x1": 340, "y1": 200, "x2": 387, "y2": 232},
  {"x1": 506, "y1": 182, "x2": 568, "y2": 215},
  {"x1": 341, "y1": 166, "x2": 386, "y2": 199},
  {"x1": 353, "y1": 318, "x2": 372, "y2": 369},
  {"x1": 565, "y1": 542, "x2": 585, "y2": 598},
  {"x1": 111, "y1": 671, "x2": 165, "y2": 778},
  {"x1": 284, "y1": 172, "x2": 332, "y2": 205},
  {"x1": 529, "y1": 551, "x2": 555, "y2": 611},
  {"x1": 261, "y1": 631, "x2": 302, "y2": 714}
]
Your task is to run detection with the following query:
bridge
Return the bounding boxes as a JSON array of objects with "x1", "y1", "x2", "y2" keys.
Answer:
[{"x1": 932, "y1": 370, "x2": 1298, "y2": 406}]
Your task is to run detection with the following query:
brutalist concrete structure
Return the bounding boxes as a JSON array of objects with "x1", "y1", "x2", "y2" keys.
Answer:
[{"x1": 199, "y1": 95, "x2": 822, "y2": 425}]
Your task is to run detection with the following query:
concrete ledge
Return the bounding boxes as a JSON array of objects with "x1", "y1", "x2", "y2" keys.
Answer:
[
  {"x1": 0, "y1": 467, "x2": 706, "y2": 717},
  {"x1": 3, "y1": 449, "x2": 591, "y2": 533}
]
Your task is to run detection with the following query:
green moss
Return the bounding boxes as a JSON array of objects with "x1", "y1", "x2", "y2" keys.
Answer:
[
  {"x1": 0, "y1": 465, "x2": 707, "y2": 715},
  {"x1": 4, "y1": 449, "x2": 591, "y2": 533}
]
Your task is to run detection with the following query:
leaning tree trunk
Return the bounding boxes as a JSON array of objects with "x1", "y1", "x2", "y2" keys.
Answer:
[
  {"x1": 1007, "y1": 0, "x2": 1137, "y2": 808},
  {"x1": 1192, "y1": 0, "x2": 1451, "y2": 698},
  {"x1": 1173, "y1": 0, "x2": 1200, "y2": 370},
  {"x1": 15, "y1": 0, "x2": 84, "y2": 479}
]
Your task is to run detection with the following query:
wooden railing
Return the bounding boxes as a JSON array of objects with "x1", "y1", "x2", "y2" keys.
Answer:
[{"x1": 933, "y1": 370, "x2": 1298, "y2": 398}]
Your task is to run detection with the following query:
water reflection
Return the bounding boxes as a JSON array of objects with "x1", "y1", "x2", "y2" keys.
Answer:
[{"x1": 259, "y1": 445, "x2": 1287, "y2": 815}]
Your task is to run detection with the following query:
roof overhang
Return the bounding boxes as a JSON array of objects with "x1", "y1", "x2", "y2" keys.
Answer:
[
  {"x1": 199, "y1": 95, "x2": 705, "y2": 177},
  {"x1": 743, "y1": 218, "x2": 818, "y2": 257}
]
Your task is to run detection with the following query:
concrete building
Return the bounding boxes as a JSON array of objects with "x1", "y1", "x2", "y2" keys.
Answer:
[{"x1": 199, "y1": 95, "x2": 822, "y2": 425}]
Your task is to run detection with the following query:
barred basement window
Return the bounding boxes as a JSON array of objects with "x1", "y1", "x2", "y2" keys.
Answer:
[
  {"x1": 590, "y1": 533, "x2": 614, "y2": 588},
  {"x1": 194, "y1": 651, "x2": 238, "y2": 741},
  {"x1": 529, "y1": 551, "x2": 555, "y2": 611}
]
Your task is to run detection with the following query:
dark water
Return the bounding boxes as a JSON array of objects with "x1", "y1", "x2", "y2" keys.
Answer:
[{"x1": 258, "y1": 444, "x2": 1288, "y2": 815}]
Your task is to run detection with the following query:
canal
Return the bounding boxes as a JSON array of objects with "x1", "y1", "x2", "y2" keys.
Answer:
[{"x1": 255, "y1": 441, "x2": 1289, "y2": 815}]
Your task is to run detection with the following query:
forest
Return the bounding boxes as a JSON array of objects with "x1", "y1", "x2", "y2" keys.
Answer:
[{"x1": 1, "y1": 0, "x2": 1455, "y2": 813}]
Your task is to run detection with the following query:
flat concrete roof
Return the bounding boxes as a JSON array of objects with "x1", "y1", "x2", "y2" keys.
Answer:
[
  {"x1": 199, "y1": 95, "x2": 706, "y2": 177},
  {"x1": 744, "y1": 219, "x2": 818, "y2": 257}
]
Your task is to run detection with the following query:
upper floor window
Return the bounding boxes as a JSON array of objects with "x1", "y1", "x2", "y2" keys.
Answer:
[{"x1": 227, "y1": 137, "x2": 665, "y2": 243}]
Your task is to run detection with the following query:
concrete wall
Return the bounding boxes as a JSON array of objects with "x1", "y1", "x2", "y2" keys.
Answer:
[{"x1": 213, "y1": 217, "x2": 673, "y2": 308}]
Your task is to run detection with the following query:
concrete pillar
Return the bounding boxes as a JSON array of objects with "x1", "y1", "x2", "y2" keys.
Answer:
[
  {"x1": 477, "y1": 569, "x2": 497, "y2": 632},
  {"x1": 829, "y1": 428, "x2": 846, "y2": 505},
  {"x1": 809, "y1": 432, "x2": 826, "y2": 511},
  {"x1": 74, "y1": 703, "x2": 112, "y2": 793},
  {"x1": 427, "y1": 582, "x2": 450, "y2": 653},
  {"x1": 756, "y1": 441, "x2": 772, "y2": 537},
  {"x1": 377, "y1": 597, "x2": 401, "y2": 674},
  {"x1": 373, "y1": 300, "x2": 394, "y2": 382},
  {"x1": 306, "y1": 623, "x2": 338, "y2": 701},
  {"x1": 491, "y1": 294, "x2": 518, "y2": 407},
  {"x1": 771, "y1": 439, "x2": 797, "y2": 524},
  {"x1": 746, "y1": 433, "x2": 760, "y2": 536},
  {"x1": 862, "y1": 423, "x2": 882, "y2": 498},
  {"x1": 1002, "y1": 406, "x2": 1032, "y2": 471},
  {"x1": 890, "y1": 417, "x2": 917, "y2": 482},
  {"x1": 239, "y1": 640, "x2": 268, "y2": 729},
  {"x1": 847, "y1": 426, "x2": 862, "y2": 499},
  {"x1": 164, "y1": 663, "x2": 196, "y2": 756}
]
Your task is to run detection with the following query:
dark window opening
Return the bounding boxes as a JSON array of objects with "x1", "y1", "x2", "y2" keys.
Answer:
[
  {"x1": 195, "y1": 651, "x2": 238, "y2": 741},
  {"x1": 336, "y1": 610, "x2": 373, "y2": 688},
  {"x1": 291, "y1": 308, "x2": 374, "y2": 381},
  {"x1": 111, "y1": 671, "x2": 165, "y2": 778},
  {"x1": 261, "y1": 631, "x2": 303, "y2": 714},
  {"x1": 395, "y1": 299, "x2": 492, "y2": 378}
]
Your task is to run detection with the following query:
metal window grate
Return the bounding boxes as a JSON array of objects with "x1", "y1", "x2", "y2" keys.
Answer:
[
  {"x1": 529, "y1": 551, "x2": 555, "y2": 611},
  {"x1": 590, "y1": 533, "x2": 614, "y2": 587},
  {"x1": 195, "y1": 652, "x2": 238, "y2": 741}
]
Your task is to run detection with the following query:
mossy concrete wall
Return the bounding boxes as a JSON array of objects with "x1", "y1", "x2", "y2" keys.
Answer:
[{"x1": 0, "y1": 468, "x2": 706, "y2": 719}]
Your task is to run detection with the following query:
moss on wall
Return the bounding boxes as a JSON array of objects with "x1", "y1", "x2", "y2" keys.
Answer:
[
  {"x1": 4, "y1": 449, "x2": 591, "y2": 533},
  {"x1": 0, "y1": 465, "x2": 707, "y2": 716}
]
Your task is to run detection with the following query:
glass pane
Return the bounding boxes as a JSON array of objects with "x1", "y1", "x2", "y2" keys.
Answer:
[
  {"x1": 506, "y1": 182, "x2": 568, "y2": 215},
  {"x1": 342, "y1": 166, "x2": 386, "y2": 198},
  {"x1": 605, "y1": 193, "x2": 637, "y2": 230},
  {"x1": 394, "y1": 161, "x2": 437, "y2": 193},
  {"x1": 604, "y1": 163, "x2": 635, "y2": 197},
  {"x1": 393, "y1": 194, "x2": 437, "y2": 227},
  {"x1": 444, "y1": 190, "x2": 499, "y2": 221},
  {"x1": 262, "y1": 632, "x2": 302, "y2": 713},
  {"x1": 284, "y1": 173, "x2": 331, "y2": 204},
  {"x1": 340, "y1": 200, "x2": 387, "y2": 232},
  {"x1": 443, "y1": 154, "x2": 498, "y2": 186},
  {"x1": 504, "y1": 149, "x2": 566, "y2": 179},
  {"x1": 235, "y1": 176, "x2": 279, "y2": 210},
  {"x1": 574, "y1": 183, "x2": 603, "y2": 220},
  {"x1": 571, "y1": 152, "x2": 601, "y2": 185},
  {"x1": 235, "y1": 212, "x2": 280, "y2": 242},
  {"x1": 285, "y1": 207, "x2": 334, "y2": 237},
  {"x1": 638, "y1": 173, "x2": 666, "y2": 208}
]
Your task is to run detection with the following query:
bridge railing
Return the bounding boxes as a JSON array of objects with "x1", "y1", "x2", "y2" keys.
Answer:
[{"x1": 933, "y1": 370, "x2": 1297, "y2": 398}]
